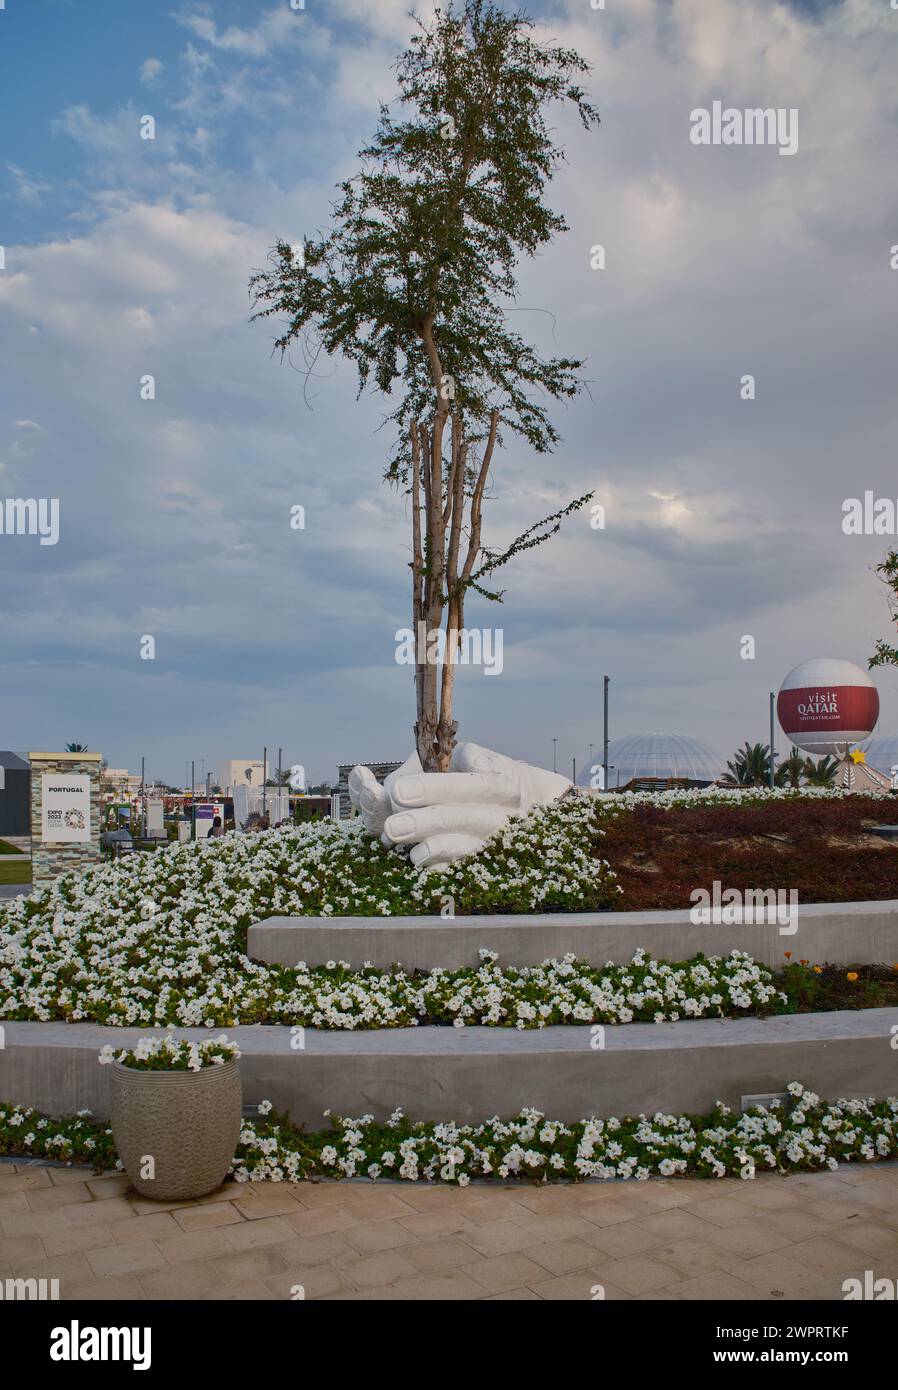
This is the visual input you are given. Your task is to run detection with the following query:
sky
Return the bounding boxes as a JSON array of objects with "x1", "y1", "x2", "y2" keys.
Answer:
[{"x1": 1, "y1": 0, "x2": 897, "y2": 788}]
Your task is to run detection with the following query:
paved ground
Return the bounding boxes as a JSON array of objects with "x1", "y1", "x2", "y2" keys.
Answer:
[{"x1": 2, "y1": 1159, "x2": 897, "y2": 1300}]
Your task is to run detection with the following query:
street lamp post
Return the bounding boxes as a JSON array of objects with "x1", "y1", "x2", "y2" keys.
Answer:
[{"x1": 603, "y1": 675, "x2": 610, "y2": 793}]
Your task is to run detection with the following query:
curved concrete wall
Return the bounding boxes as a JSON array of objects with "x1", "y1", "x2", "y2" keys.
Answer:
[
  {"x1": 2, "y1": 1009, "x2": 896, "y2": 1126},
  {"x1": 248, "y1": 899, "x2": 898, "y2": 972}
]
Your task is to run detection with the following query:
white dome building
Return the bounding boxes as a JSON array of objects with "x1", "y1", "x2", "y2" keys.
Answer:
[
  {"x1": 860, "y1": 734, "x2": 898, "y2": 776},
  {"x1": 577, "y1": 730, "x2": 724, "y2": 791}
]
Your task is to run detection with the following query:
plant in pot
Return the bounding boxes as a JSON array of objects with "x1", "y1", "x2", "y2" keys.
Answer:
[{"x1": 100, "y1": 1035, "x2": 242, "y2": 1201}]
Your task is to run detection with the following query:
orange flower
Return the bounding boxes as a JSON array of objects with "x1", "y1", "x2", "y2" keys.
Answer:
[
  {"x1": 813, "y1": 966, "x2": 823, "y2": 975},
  {"x1": 846, "y1": 971, "x2": 859, "y2": 982},
  {"x1": 799, "y1": 959, "x2": 808, "y2": 966},
  {"x1": 784, "y1": 951, "x2": 792, "y2": 960}
]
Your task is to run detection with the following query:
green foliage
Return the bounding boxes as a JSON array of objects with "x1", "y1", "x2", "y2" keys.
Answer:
[
  {"x1": 870, "y1": 549, "x2": 898, "y2": 668},
  {"x1": 802, "y1": 754, "x2": 838, "y2": 787},
  {"x1": 250, "y1": 0, "x2": 600, "y2": 472},
  {"x1": 720, "y1": 741, "x2": 772, "y2": 787}
]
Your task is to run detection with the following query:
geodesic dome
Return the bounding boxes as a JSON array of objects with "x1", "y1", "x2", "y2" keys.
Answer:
[
  {"x1": 577, "y1": 730, "x2": 724, "y2": 789},
  {"x1": 860, "y1": 733, "x2": 898, "y2": 775}
]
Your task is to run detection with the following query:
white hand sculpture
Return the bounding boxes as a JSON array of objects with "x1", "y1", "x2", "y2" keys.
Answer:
[{"x1": 347, "y1": 742, "x2": 572, "y2": 870}]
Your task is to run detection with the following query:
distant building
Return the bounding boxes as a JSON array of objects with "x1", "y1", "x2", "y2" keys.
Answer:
[
  {"x1": 0, "y1": 751, "x2": 31, "y2": 836},
  {"x1": 218, "y1": 760, "x2": 266, "y2": 795},
  {"x1": 335, "y1": 760, "x2": 402, "y2": 818},
  {"x1": 101, "y1": 768, "x2": 143, "y2": 799}
]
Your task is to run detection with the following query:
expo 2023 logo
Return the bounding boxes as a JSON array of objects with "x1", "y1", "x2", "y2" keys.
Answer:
[{"x1": 64, "y1": 809, "x2": 85, "y2": 830}]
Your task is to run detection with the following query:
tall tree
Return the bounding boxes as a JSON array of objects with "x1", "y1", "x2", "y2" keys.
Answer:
[{"x1": 250, "y1": 0, "x2": 599, "y2": 770}]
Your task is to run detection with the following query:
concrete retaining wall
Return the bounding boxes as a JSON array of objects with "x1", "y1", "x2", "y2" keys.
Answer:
[
  {"x1": 3, "y1": 1009, "x2": 896, "y2": 1126},
  {"x1": 248, "y1": 899, "x2": 898, "y2": 972}
]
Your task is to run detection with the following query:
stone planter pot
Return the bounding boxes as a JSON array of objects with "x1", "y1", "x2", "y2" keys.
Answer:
[{"x1": 110, "y1": 1058, "x2": 242, "y2": 1201}]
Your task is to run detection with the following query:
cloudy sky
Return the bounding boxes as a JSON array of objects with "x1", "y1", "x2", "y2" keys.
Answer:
[{"x1": 1, "y1": 0, "x2": 896, "y2": 787}]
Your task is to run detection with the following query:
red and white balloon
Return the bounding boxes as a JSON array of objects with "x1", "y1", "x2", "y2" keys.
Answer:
[{"x1": 777, "y1": 658, "x2": 879, "y2": 758}]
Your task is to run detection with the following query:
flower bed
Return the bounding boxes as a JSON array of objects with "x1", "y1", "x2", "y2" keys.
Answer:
[
  {"x1": 600, "y1": 791, "x2": 898, "y2": 909},
  {"x1": 1, "y1": 790, "x2": 895, "y2": 1029},
  {"x1": 2, "y1": 1083, "x2": 896, "y2": 1185},
  {"x1": 98, "y1": 1035, "x2": 240, "y2": 1071}
]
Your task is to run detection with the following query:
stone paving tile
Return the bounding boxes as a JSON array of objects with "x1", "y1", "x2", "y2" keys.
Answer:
[
  {"x1": 24, "y1": 1178, "x2": 93, "y2": 1212},
  {"x1": 267, "y1": 1264, "x2": 351, "y2": 1300},
  {"x1": 139, "y1": 1257, "x2": 224, "y2": 1299},
  {"x1": 65, "y1": 1274, "x2": 149, "y2": 1301},
  {"x1": 695, "y1": 1219, "x2": 796, "y2": 1259},
  {"x1": 338, "y1": 1250, "x2": 420, "y2": 1289},
  {"x1": 594, "y1": 1254, "x2": 682, "y2": 1296},
  {"x1": 66, "y1": 1197, "x2": 138, "y2": 1227},
  {"x1": 42, "y1": 1223, "x2": 118, "y2": 1258},
  {"x1": 221, "y1": 1215, "x2": 296, "y2": 1251},
  {"x1": 522, "y1": 1238, "x2": 599, "y2": 1275},
  {"x1": 528, "y1": 1274, "x2": 632, "y2": 1301},
  {"x1": 4, "y1": 1168, "x2": 897, "y2": 1301},
  {"x1": 341, "y1": 1219, "x2": 415, "y2": 1254},
  {"x1": 456, "y1": 1219, "x2": 536, "y2": 1258},
  {"x1": 274, "y1": 1233, "x2": 356, "y2": 1267},
  {"x1": 86, "y1": 1239, "x2": 168, "y2": 1279},
  {"x1": 0, "y1": 1194, "x2": 30, "y2": 1219},
  {"x1": 281, "y1": 1205, "x2": 358, "y2": 1238},
  {"x1": 511, "y1": 1211, "x2": 594, "y2": 1244},
  {"x1": 153, "y1": 1227, "x2": 233, "y2": 1264},
  {"x1": 784, "y1": 1234, "x2": 879, "y2": 1273},
  {"x1": 827, "y1": 1220, "x2": 898, "y2": 1255},
  {"x1": 208, "y1": 1245, "x2": 291, "y2": 1285},
  {"x1": 229, "y1": 1189, "x2": 306, "y2": 1221},
  {"x1": 718, "y1": 1249, "x2": 863, "y2": 1300},
  {"x1": 373, "y1": 1271, "x2": 486, "y2": 1301},
  {"x1": 201, "y1": 1278, "x2": 278, "y2": 1300},
  {"x1": 0, "y1": 1170, "x2": 53, "y2": 1193},
  {"x1": 636, "y1": 1208, "x2": 720, "y2": 1243},
  {"x1": 462, "y1": 1251, "x2": 553, "y2": 1294},
  {"x1": 667, "y1": 1268, "x2": 770, "y2": 1301},
  {"x1": 86, "y1": 1177, "x2": 135, "y2": 1200},
  {"x1": 648, "y1": 1238, "x2": 729, "y2": 1277},
  {"x1": 676, "y1": 1195, "x2": 759, "y2": 1227},
  {"x1": 0, "y1": 1231, "x2": 46, "y2": 1267},
  {"x1": 402, "y1": 1235, "x2": 478, "y2": 1273},
  {"x1": 396, "y1": 1208, "x2": 479, "y2": 1238},
  {"x1": 108, "y1": 1212, "x2": 183, "y2": 1244},
  {"x1": 172, "y1": 1203, "x2": 245, "y2": 1232}
]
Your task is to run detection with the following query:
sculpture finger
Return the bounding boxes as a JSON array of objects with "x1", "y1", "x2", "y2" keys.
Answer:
[
  {"x1": 348, "y1": 765, "x2": 390, "y2": 833},
  {"x1": 409, "y1": 833, "x2": 487, "y2": 868},
  {"x1": 385, "y1": 804, "x2": 510, "y2": 844},
  {"x1": 450, "y1": 742, "x2": 519, "y2": 776},
  {"x1": 390, "y1": 770, "x2": 520, "y2": 810}
]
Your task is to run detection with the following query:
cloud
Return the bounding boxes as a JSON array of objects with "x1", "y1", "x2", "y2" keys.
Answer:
[
  {"x1": 139, "y1": 58, "x2": 164, "y2": 86},
  {"x1": 1, "y1": 0, "x2": 897, "y2": 779},
  {"x1": 6, "y1": 163, "x2": 52, "y2": 205}
]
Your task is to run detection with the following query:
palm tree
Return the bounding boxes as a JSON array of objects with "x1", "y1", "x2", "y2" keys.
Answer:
[
  {"x1": 803, "y1": 755, "x2": 838, "y2": 787},
  {"x1": 721, "y1": 742, "x2": 772, "y2": 787},
  {"x1": 775, "y1": 747, "x2": 806, "y2": 788},
  {"x1": 65, "y1": 742, "x2": 89, "y2": 753}
]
